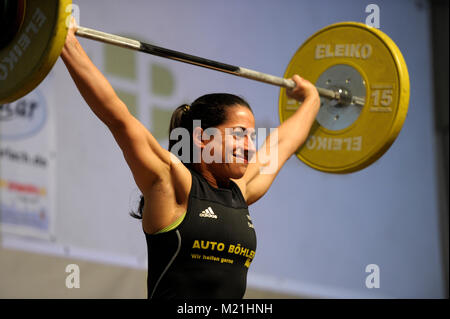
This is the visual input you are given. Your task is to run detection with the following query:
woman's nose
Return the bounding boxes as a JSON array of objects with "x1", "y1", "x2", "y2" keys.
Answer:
[{"x1": 246, "y1": 136, "x2": 257, "y2": 154}]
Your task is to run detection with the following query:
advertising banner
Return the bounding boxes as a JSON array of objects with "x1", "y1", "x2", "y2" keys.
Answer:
[{"x1": 0, "y1": 80, "x2": 56, "y2": 239}]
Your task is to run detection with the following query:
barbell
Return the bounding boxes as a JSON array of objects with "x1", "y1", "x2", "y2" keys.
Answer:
[{"x1": 0, "y1": 0, "x2": 410, "y2": 173}]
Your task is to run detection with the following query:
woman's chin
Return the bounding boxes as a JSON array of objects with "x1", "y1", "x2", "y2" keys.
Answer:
[{"x1": 228, "y1": 163, "x2": 248, "y2": 179}]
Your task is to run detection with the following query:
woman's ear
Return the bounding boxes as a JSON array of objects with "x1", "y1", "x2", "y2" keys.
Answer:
[
  {"x1": 192, "y1": 126, "x2": 204, "y2": 149},
  {"x1": 192, "y1": 126, "x2": 204, "y2": 164}
]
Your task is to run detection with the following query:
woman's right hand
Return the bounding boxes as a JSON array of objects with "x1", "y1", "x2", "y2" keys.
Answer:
[{"x1": 65, "y1": 17, "x2": 78, "y2": 45}]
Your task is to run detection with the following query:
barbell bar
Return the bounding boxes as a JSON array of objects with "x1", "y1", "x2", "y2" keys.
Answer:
[{"x1": 75, "y1": 26, "x2": 364, "y2": 107}]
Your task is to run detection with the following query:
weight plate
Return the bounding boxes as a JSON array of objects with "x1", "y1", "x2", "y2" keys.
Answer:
[
  {"x1": 0, "y1": 0, "x2": 72, "y2": 103},
  {"x1": 0, "y1": 0, "x2": 26, "y2": 49},
  {"x1": 279, "y1": 22, "x2": 410, "y2": 173}
]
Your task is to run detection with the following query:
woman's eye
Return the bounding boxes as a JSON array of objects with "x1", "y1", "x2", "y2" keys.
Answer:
[{"x1": 230, "y1": 129, "x2": 255, "y2": 141}]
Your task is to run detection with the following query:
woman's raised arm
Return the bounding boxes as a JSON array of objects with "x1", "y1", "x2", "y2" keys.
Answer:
[
  {"x1": 60, "y1": 22, "x2": 172, "y2": 194},
  {"x1": 239, "y1": 75, "x2": 320, "y2": 205}
]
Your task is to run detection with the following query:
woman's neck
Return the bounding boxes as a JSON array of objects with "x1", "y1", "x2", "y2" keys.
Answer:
[{"x1": 193, "y1": 164, "x2": 230, "y2": 189}]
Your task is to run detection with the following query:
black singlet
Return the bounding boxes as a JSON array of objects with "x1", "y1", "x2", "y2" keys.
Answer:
[{"x1": 145, "y1": 168, "x2": 257, "y2": 299}]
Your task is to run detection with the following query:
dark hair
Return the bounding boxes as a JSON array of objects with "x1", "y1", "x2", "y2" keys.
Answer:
[{"x1": 130, "y1": 93, "x2": 252, "y2": 219}]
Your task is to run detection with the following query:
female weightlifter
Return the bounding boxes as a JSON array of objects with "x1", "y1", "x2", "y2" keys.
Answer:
[{"x1": 61, "y1": 21, "x2": 320, "y2": 299}]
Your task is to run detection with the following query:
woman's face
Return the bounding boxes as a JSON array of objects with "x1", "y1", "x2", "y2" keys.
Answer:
[{"x1": 204, "y1": 105, "x2": 256, "y2": 180}]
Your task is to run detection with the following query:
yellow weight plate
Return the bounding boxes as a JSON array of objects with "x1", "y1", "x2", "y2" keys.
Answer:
[
  {"x1": 0, "y1": 0, "x2": 72, "y2": 103},
  {"x1": 279, "y1": 22, "x2": 410, "y2": 173}
]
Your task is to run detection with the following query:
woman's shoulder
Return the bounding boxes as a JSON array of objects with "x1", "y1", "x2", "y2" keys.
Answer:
[{"x1": 231, "y1": 178, "x2": 247, "y2": 203}]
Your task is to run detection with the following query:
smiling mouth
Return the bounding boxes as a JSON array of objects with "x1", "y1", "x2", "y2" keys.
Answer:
[{"x1": 232, "y1": 154, "x2": 248, "y2": 164}]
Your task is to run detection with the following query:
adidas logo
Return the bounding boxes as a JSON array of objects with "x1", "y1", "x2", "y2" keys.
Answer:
[{"x1": 199, "y1": 207, "x2": 218, "y2": 219}]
